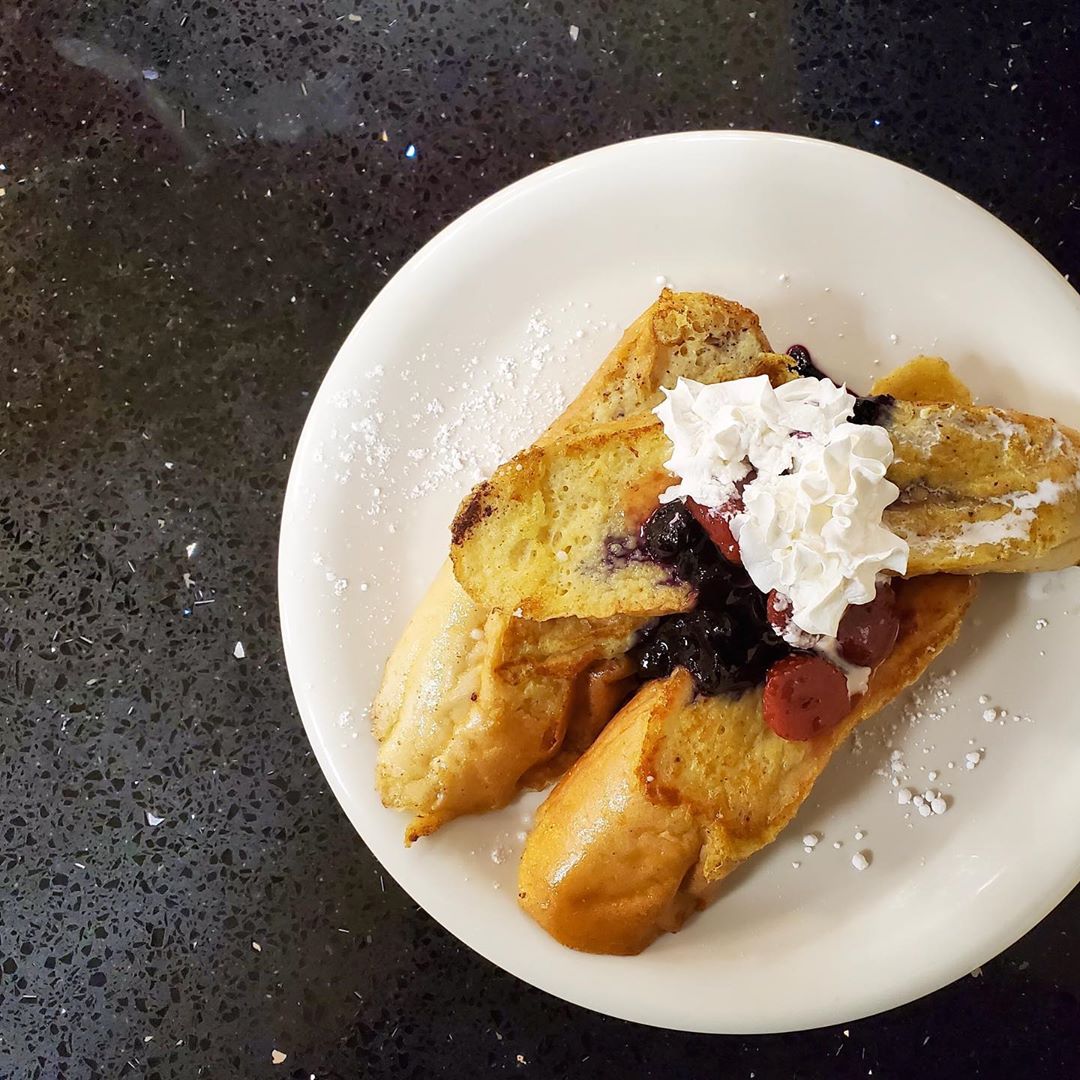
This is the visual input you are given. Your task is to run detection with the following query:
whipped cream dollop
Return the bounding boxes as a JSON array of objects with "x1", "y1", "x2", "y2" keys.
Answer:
[{"x1": 654, "y1": 375, "x2": 909, "y2": 638}]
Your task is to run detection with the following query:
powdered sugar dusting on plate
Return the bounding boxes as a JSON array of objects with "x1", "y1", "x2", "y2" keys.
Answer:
[{"x1": 312, "y1": 309, "x2": 618, "y2": 523}]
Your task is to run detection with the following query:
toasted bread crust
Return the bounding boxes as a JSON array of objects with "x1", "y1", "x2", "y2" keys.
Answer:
[
  {"x1": 545, "y1": 289, "x2": 769, "y2": 440},
  {"x1": 373, "y1": 563, "x2": 642, "y2": 844},
  {"x1": 450, "y1": 480, "x2": 494, "y2": 547}
]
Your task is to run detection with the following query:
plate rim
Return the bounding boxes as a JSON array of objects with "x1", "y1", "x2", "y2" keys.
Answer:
[{"x1": 279, "y1": 129, "x2": 1080, "y2": 1033}]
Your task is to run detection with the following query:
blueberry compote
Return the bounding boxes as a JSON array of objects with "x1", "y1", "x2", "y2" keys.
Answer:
[
  {"x1": 631, "y1": 501, "x2": 789, "y2": 695},
  {"x1": 787, "y1": 344, "x2": 896, "y2": 427},
  {"x1": 851, "y1": 393, "x2": 896, "y2": 427},
  {"x1": 786, "y1": 343, "x2": 828, "y2": 380}
]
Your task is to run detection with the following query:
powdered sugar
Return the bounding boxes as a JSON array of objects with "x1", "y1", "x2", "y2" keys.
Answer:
[
  {"x1": 982, "y1": 700, "x2": 1032, "y2": 725},
  {"x1": 316, "y1": 310, "x2": 608, "y2": 517},
  {"x1": 950, "y1": 478, "x2": 1072, "y2": 552},
  {"x1": 845, "y1": 669, "x2": 1010, "y2": 833},
  {"x1": 862, "y1": 670, "x2": 957, "y2": 771}
]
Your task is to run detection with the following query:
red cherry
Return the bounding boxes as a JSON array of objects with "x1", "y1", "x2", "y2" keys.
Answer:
[
  {"x1": 763, "y1": 654, "x2": 851, "y2": 741},
  {"x1": 686, "y1": 498, "x2": 742, "y2": 564},
  {"x1": 837, "y1": 583, "x2": 900, "y2": 668}
]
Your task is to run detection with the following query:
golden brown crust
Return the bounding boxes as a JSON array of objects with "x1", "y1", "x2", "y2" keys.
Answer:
[
  {"x1": 517, "y1": 673, "x2": 704, "y2": 955},
  {"x1": 886, "y1": 399, "x2": 1080, "y2": 574},
  {"x1": 871, "y1": 355, "x2": 973, "y2": 405},
  {"x1": 450, "y1": 416, "x2": 689, "y2": 620},
  {"x1": 545, "y1": 289, "x2": 770, "y2": 440}
]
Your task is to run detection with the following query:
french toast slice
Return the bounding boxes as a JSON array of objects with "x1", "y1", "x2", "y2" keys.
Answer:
[
  {"x1": 373, "y1": 291, "x2": 774, "y2": 840},
  {"x1": 451, "y1": 415, "x2": 680, "y2": 619},
  {"x1": 451, "y1": 378, "x2": 1080, "y2": 620},
  {"x1": 517, "y1": 574, "x2": 975, "y2": 954},
  {"x1": 373, "y1": 563, "x2": 642, "y2": 843},
  {"x1": 885, "y1": 400, "x2": 1080, "y2": 573}
]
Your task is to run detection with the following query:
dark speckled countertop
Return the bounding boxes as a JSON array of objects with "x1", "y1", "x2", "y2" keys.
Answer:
[{"x1": 2, "y1": 2, "x2": 1079, "y2": 1077}]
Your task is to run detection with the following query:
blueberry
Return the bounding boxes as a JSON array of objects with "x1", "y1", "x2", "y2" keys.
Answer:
[
  {"x1": 635, "y1": 637, "x2": 673, "y2": 680},
  {"x1": 786, "y1": 344, "x2": 827, "y2": 380},
  {"x1": 695, "y1": 557, "x2": 737, "y2": 594},
  {"x1": 641, "y1": 502, "x2": 695, "y2": 560},
  {"x1": 851, "y1": 393, "x2": 896, "y2": 427},
  {"x1": 703, "y1": 610, "x2": 733, "y2": 641},
  {"x1": 675, "y1": 548, "x2": 700, "y2": 582},
  {"x1": 688, "y1": 651, "x2": 721, "y2": 695}
]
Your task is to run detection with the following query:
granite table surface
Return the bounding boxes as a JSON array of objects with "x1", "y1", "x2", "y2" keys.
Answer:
[{"x1": 2, "y1": 1, "x2": 1079, "y2": 1077}]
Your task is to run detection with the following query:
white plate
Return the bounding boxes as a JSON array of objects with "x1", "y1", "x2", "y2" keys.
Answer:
[{"x1": 279, "y1": 131, "x2": 1080, "y2": 1033}]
